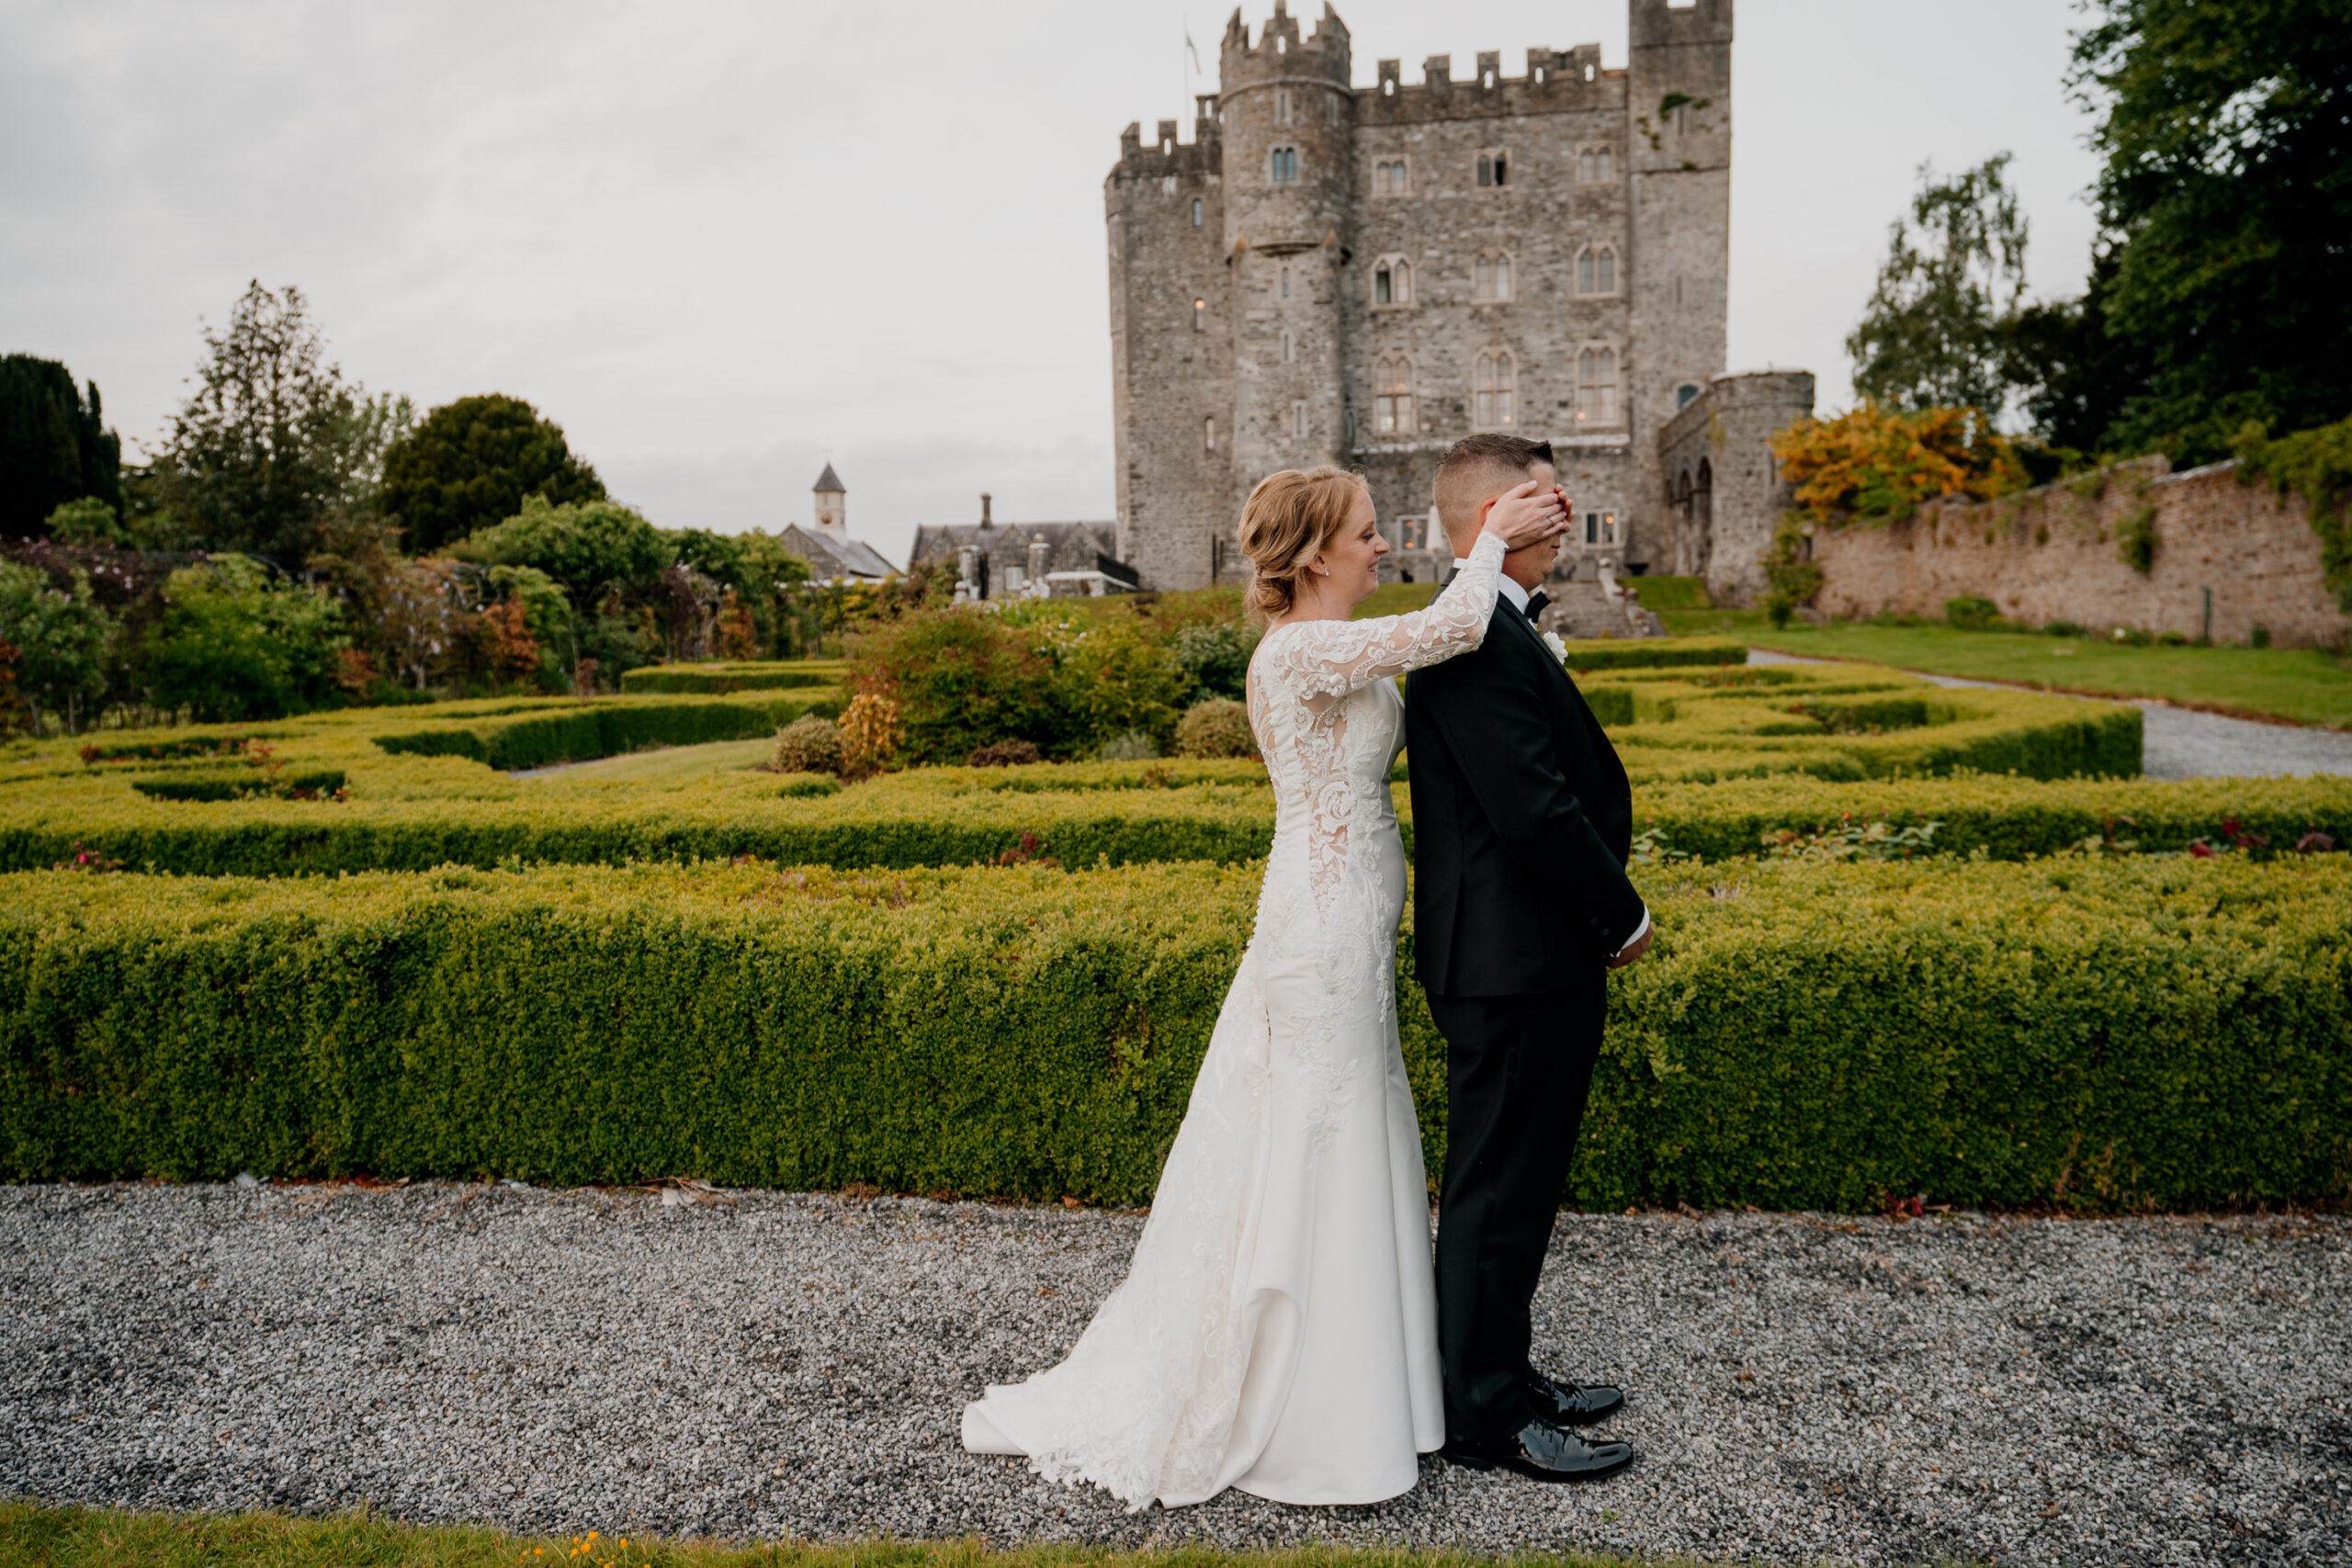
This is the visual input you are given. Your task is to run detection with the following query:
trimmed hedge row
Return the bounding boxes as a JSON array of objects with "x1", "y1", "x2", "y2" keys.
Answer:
[
  {"x1": 370, "y1": 690, "x2": 844, "y2": 771},
  {"x1": 1558, "y1": 635, "x2": 1746, "y2": 672},
  {"x1": 618, "y1": 660, "x2": 848, "y2": 695},
  {"x1": 3, "y1": 753, "x2": 2346, "y2": 877},
  {"x1": 5, "y1": 857, "x2": 2344, "y2": 1210}
]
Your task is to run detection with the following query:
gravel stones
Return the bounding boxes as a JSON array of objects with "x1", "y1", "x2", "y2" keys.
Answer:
[{"x1": 1, "y1": 1183, "x2": 2345, "y2": 1564}]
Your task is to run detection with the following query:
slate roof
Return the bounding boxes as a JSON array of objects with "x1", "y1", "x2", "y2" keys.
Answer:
[
  {"x1": 811, "y1": 462, "x2": 845, "y2": 494},
  {"x1": 779, "y1": 524, "x2": 895, "y2": 581}
]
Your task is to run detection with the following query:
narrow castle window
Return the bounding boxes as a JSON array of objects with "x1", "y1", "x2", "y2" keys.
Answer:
[
  {"x1": 1376, "y1": 265, "x2": 1391, "y2": 305},
  {"x1": 1579, "y1": 147, "x2": 1615, "y2": 183},
  {"x1": 1577, "y1": 347, "x2": 1620, "y2": 423},
  {"x1": 1271, "y1": 146, "x2": 1298, "y2": 183},
  {"x1": 1383, "y1": 78, "x2": 1396, "y2": 96},
  {"x1": 1291, "y1": 400, "x2": 1308, "y2": 440},
  {"x1": 1325, "y1": 93, "x2": 1339, "y2": 125},
  {"x1": 1473, "y1": 253, "x2": 1513, "y2": 303},
  {"x1": 1205, "y1": 416, "x2": 1216, "y2": 453},
  {"x1": 1275, "y1": 89, "x2": 1292, "y2": 125},
  {"x1": 1374, "y1": 158, "x2": 1409, "y2": 195},
  {"x1": 1281, "y1": 328, "x2": 1295, "y2": 363},
  {"x1": 1577, "y1": 245, "x2": 1619, "y2": 295},
  {"x1": 1280, "y1": 265, "x2": 1291, "y2": 299},
  {"x1": 1474, "y1": 351, "x2": 1516, "y2": 428},
  {"x1": 1193, "y1": 298, "x2": 1206, "y2": 332},
  {"x1": 1374, "y1": 258, "x2": 1411, "y2": 307},
  {"x1": 1374, "y1": 355, "x2": 1414, "y2": 434},
  {"x1": 1192, "y1": 197, "x2": 1203, "y2": 227},
  {"x1": 1477, "y1": 151, "x2": 1509, "y2": 187},
  {"x1": 1584, "y1": 62, "x2": 1596, "y2": 81}
]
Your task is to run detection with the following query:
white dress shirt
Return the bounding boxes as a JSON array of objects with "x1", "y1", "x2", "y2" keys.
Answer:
[{"x1": 1452, "y1": 558, "x2": 1651, "y2": 962}]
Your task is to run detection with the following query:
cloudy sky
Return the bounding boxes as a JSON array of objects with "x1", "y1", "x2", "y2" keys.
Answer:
[{"x1": 2, "y1": 1, "x2": 2104, "y2": 569}]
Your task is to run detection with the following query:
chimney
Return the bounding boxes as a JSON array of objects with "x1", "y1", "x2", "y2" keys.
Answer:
[{"x1": 980, "y1": 492, "x2": 993, "y2": 526}]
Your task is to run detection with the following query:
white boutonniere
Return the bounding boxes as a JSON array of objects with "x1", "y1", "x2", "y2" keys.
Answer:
[{"x1": 1542, "y1": 629, "x2": 1567, "y2": 662}]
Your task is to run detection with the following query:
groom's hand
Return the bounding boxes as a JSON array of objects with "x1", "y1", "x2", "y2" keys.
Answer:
[{"x1": 1605, "y1": 925, "x2": 1653, "y2": 969}]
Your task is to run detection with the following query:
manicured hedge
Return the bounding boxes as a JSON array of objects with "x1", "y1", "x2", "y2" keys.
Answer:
[
  {"x1": 618, "y1": 660, "x2": 847, "y2": 695},
  {"x1": 370, "y1": 690, "x2": 843, "y2": 771},
  {"x1": 1557, "y1": 634, "x2": 1746, "y2": 672},
  {"x1": 4, "y1": 858, "x2": 2344, "y2": 1210}
]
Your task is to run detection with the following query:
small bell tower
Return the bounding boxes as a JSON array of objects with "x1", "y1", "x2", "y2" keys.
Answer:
[{"x1": 811, "y1": 462, "x2": 847, "y2": 536}]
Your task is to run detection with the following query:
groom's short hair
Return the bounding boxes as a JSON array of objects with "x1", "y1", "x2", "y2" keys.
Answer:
[{"x1": 1434, "y1": 434, "x2": 1555, "y2": 552}]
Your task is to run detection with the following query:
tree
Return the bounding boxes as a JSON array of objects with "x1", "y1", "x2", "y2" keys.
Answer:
[
  {"x1": 1846, "y1": 155, "x2": 2030, "y2": 417},
  {"x1": 1999, "y1": 241, "x2": 2151, "y2": 457},
  {"x1": 450, "y1": 494, "x2": 667, "y2": 609},
  {"x1": 2072, "y1": 0, "x2": 2352, "y2": 460},
  {"x1": 0, "y1": 356, "x2": 121, "y2": 538},
  {"x1": 149, "y1": 282, "x2": 411, "y2": 560},
  {"x1": 45, "y1": 497, "x2": 128, "y2": 547},
  {"x1": 378, "y1": 394, "x2": 605, "y2": 553},
  {"x1": 0, "y1": 561, "x2": 114, "y2": 733},
  {"x1": 141, "y1": 556, "x2": 346, "y2": 721},
  {"x1": 1772, "y1": 403, "x2": 2025, "y2": 526}
]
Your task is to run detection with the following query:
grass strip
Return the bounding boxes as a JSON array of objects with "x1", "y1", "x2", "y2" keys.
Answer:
[
  {"x1": 1656, "y1": 609, "x2": 2352, "y2": 728},
  {"x1": 0, "y1": 1503, "x2": 1669, "y2": 1568}
]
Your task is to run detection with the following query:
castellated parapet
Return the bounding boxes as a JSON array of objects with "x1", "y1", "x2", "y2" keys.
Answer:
[{"x1": 1107, "y1": 0, "x2": 1734, "y2": 592}]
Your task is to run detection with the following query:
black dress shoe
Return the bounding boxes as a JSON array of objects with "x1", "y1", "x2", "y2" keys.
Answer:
[
  {"x1": 1526, "y1": 1368, "x2": 1624, "y2": 1426},
  {"x1": 1441, "y1": 1418, "x2": 1634, "y2": 1482}
]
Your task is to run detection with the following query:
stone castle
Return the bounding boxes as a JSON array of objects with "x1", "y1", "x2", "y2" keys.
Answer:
[{"x1": 1106, "y1": 0, "x2": 1752, "y2": 600}]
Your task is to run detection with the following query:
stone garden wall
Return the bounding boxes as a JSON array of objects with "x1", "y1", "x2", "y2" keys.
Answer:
[{"x1": 1812, "y1": 457, "x2": 2348, "y2": 648}]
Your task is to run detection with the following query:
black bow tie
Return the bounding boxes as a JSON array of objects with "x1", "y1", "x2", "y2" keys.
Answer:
[{"x1": 1521, "y1": 591, "x2": 1550, "y2": 624}]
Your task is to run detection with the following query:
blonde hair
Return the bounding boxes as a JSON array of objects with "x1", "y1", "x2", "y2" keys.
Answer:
[{"x1": 1237, "y1": 467, "x2": 1367, "y2": 624}]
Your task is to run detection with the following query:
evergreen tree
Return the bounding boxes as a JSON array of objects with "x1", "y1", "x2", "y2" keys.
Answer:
[
  {"x1": 2073, "y1": 0, "x2": 2352, "y2": 459},
  {"x1": 149, "y1": 282, "x2": 409, "y2": 560},
  {"x1": 378, "y1": 394, "x2": 605, "y2": 553},
  {"x1": 0, "y1": 355, "x2": 122, "y2": 538}
]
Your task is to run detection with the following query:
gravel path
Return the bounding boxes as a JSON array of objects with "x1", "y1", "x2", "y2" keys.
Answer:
[
  {"x1": 3, "y1": 1184, "x2": 2345, "y2": 1564},
  {"x1": 1744, "y1": 649, "x2": 2352, "y2": 780}
]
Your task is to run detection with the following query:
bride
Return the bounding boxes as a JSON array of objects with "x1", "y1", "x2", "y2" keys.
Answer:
[{"x1": 963, "y1": 467, "x2": 1570, "y2": 1509}]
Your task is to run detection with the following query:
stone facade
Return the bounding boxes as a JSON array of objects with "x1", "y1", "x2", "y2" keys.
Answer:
[
  {"x1": 1810, "y1": 458, "x2": 2350, "y2": 649},
  {"x1": 1656, "y1": 369, "x2": 1815, "y2": 601},
  {"x1": 1105, "y1": 0, "x2": 1733, "y2": 591}
]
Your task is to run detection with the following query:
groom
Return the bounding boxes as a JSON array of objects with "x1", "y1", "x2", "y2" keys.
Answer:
[{"x1": 1405, "y1": 433, "x2": 1651, "y2": 1483}]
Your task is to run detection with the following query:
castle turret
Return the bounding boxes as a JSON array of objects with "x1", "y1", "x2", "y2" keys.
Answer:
[
  {"x1": 1220, "y1": 2, "x2": 1352, "y2": 505},
  {"x1": 811, "y1": 462, "x2": 847, "y2": 537}
]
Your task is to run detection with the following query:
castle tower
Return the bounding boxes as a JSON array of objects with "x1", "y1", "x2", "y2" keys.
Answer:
[
  {"x1": 1220, "y1": 2, "x2": 1353, "y2": 507},
  {"x1": 1626, "y1": 0, "x2": 1733, "y2": 512},
  {"x1": 811, "y1": 462, "x2": 846, "y2": 537}
]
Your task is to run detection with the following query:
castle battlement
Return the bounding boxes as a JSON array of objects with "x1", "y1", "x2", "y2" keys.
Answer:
[
  {"x1": 1363, "y1": 46, "x2": 1621, "y2": 123},
  {"x1": 1112, "y1": 118, "x2": 1222, "y2": 184},
  {"x1": 1220, "y1": 1, "x2": 1350, "y2": 86}
]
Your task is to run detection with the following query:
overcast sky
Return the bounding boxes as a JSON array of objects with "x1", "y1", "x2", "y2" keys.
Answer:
[{"x1": 1, "y1": 1, "x2": 2105, "y2": 569}]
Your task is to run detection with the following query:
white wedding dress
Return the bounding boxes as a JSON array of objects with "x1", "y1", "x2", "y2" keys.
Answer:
[{"x1": 961, "y1": 532, "x2": 1510, "y2": 1510}]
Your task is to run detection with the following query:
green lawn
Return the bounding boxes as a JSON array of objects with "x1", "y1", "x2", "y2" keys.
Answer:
[
  {"x1": 1657, "y1": 609, "x2": 2352, "y2": 729},
  {"x1": 514, "y1": 738, "x2": 776, "y2": 784},
  {"x1": 0, "y1": 1504, "x2": 1678, "y2": 1568}
]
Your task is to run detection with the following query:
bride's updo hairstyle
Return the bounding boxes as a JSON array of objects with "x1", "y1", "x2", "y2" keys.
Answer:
[{"x1": 1238, "y1": 466, "x2": 1367, "y2": 624}]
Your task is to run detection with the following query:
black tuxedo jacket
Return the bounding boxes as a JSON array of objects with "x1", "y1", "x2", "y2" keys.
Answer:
[{"x1": 1403, "y1": 597, "x2": 1646, "y2": 997}]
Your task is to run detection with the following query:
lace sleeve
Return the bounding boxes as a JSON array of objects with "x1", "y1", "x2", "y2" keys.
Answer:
[{"x1": 1259, "y1": 532, "x2": 1510, "y2": 702}]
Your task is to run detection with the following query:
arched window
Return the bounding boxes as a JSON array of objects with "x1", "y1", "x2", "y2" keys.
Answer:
[
  {"x1": 1270, "y1": 146, "x2": 1298, "y2": 183},
  {"x1": 1205, "y1": 416, "x2": 1217, "y2": 453},
  {"x1": 1577, "y1": 347, "x2": 1619, "y2": 423},
  {"x1": 1578, "y1": 146, "x2": 1614, "y2": 183},
  {"x1": 1577, "y1": 245, "x2": 1618, "y2": 295},
  {"x1": 1676, "y1": 382, "x2": 1702, "y2": 409},
  {"x1": 1279, "y1": 265, "x2": 1291, "y2": 299},
  {"x1": 1474, "y1": 351, "x2": 1516, "y2": 428},
  {"x1": 1193, "y1": 298, "x2": 1206, "y2": 333},
  {"x1": 1476, "y1": 150, "x2": 1509, "y2": 187},
  {"x1": 1473, "y1": 252, "x2": 1513, "y2": 303},
  {"x1": 1373, "y1": 256, "x2": 1411, "y2": 307},
  {"x1": 1374, "y1": 355, "x2": 1414, "y2": 434},
  {"x1": 1374, "y1": 158, "x2": 1409, "y2": 196},
  {"x1": 1191, "y1": 197, "x2": 1203, "y2": 227}
]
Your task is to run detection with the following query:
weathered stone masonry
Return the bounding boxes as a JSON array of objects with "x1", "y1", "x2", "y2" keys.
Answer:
[{"x1": 1106, "y1": 0, "x2": 1734, "y2": 591}]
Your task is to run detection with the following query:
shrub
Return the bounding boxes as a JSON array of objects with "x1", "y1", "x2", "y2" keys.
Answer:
[
  {"x1": 849, "y1": 611, "x2": 1058, "y2": 764},
  {"x1": 1944, "y1": 594, "x2": 1999, "y2": 630},
  {"x1": 1766, "y1": 596, "x2": 1795, "y2": 630},
  {"x1": 2045, "y1": 619, "x2": 2085, "y2": 637},
  {"x1": 1555, "y1": 636, "x2": 1747, "y2": 672},
  {"x1": 771, "y1": 715, "x2": 842, "y2": 776},
  {"x1": 967, "y1": 739, "x2": 1043, "y2": 768},
  {"x1": 372, "y1": 690, "x2": 842, "y2": 771},
  {"x1": 1174, "y1": 698, "x2": 1260, "y2": 760},
  {"x1": 2251, "y1": 625, "x2": 2273, "y2": 649},
  {"x1": 141, "y1": 556, "x2": 345, "y2": 722},
  {"x1": 1096, "y1": 730, "x2": 1159, "y2": 762},
  {"x1": 2115, "y1": 503, "x2": 2159, "y2": 574},
  {"x1": 622, "y1": 660, "x2": 844, "y2": 695},
  {"x1": 4, "y1": 856, "x2": 2344, "y2": 1211},
  {"x1": 1625, "y1": 574, "x2": 1710, "y2": 612},
  {"x1": 1166, "y1": 623, "x2": 1258, "y2": 703},
  {"x1": 837, "y1": 694, "x2": 901, "y2": 778},
  {"x1": 1772, "y1": 402, "x2": 2026, "y2": 527},
  {"x1": 776, "y1": 773, "x2": 841, "y2": 798}
]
